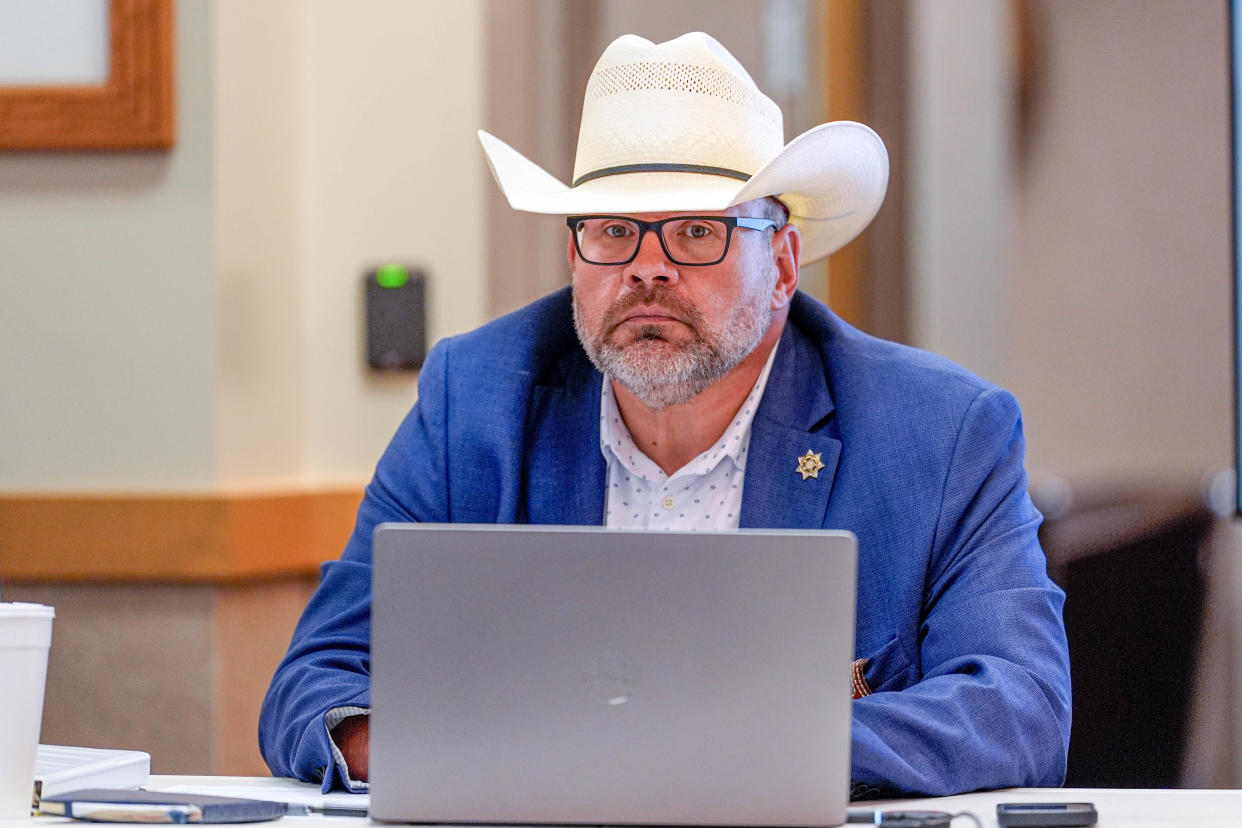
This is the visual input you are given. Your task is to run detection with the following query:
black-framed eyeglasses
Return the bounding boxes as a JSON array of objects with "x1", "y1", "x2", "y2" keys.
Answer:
[{"x1": 565, "y1": 215, "x2": 780, "y2": 266}]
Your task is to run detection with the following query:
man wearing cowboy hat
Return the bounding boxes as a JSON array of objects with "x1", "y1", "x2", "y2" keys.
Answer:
[{"x1": 261, "y1": 33, "x2": 1070, "y2": 799}]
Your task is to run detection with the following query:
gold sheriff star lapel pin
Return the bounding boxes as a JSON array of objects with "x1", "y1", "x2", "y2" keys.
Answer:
[{"x1": 796, "y1": 450, "x2": 825, "y2": 481}]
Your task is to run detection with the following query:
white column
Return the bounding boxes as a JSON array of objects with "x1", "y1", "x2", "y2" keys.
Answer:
[{"x1": 907, "y1": 0, "x2": 1014, "y2": 385}]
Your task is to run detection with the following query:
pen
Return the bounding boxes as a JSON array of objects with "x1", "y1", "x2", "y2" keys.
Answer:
[
  {"x1": 285, "y1": 803, "x2": 370, "y2": 818},
  {"x1": 45, "y1": 802, "x2": 202, "y2": 823}
]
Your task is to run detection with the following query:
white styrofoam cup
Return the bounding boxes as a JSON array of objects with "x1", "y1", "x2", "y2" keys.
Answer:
[{"x1": 0, "y1": 603, "x2": 55, "y2": 819}]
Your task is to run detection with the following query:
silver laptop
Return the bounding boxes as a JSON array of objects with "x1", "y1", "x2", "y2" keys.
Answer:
[{"x1": 369, "y1": 524, "x2": 857, "y2": 827}]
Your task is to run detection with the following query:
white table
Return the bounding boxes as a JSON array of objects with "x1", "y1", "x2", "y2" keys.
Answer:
[
  {"x1": 8, "y1": 775, "x2": 1242, "y2": 827},
  {"x1": 862, "y1": 786, "x2": 1242, "y2": 827}
]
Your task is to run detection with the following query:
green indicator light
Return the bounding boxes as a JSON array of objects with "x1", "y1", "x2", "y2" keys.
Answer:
[{"x1": 375, "y1": 263, "x2": 411, "y2": 289}]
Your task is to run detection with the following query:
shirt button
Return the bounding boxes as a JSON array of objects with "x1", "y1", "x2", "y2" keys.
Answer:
[{"x1": 661, "y1": 496, "x2": 676, "y2": 510}]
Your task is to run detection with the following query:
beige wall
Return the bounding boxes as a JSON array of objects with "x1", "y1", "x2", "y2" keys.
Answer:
[
  {"x1": 2, "y1": 0, "x2": 488, "y2": 495},
  {"x1": 905, "y1": 0, "x2": 1231, "y2": 487},
  {"x1": 215, "y1": 0, "x2": 488, "y2": 491},
  {"x1": 214, "y1": 0, "x2": 306, "y2": 487},
  {"x1": 1, "y1": 0, "x2": 488, "y2": 776},
  {"x1": 298, "y1": 1, "x2": 486, "y2": 485},
  {"x1": 0, "y1": 0, "x2": 217, "y2": 492},
  {"x1": 907, "y1": 0, "x2": 1015, "y2": 387},
  {"x1": 1010, "y1": 0, "x2": 1231, "y2": 485}
]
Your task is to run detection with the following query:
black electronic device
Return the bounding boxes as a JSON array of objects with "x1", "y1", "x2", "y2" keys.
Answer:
[
  {"x1": 997, "y1": 802, "x2": 1098, "y2": 827},
  {"x1": 365, "y1": 264, "x2": 426, "y2": 371}
]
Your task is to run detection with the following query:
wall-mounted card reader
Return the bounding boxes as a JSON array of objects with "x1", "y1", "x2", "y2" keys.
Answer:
[{"x1": 365, "y1": 264, "x2": 426, "y2": 371}]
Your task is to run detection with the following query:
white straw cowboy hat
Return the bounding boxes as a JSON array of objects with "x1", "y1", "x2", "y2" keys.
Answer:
[{"x1": 478, "y1": 31, "x2": 889, "y2": 264}]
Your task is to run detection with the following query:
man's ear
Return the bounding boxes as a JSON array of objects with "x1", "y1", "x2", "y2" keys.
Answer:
[
  {"x1": 566, "y1": 230, "x2": 578, "y2": 267},
  {"x1": 769, "y1": 223, "x2": 801, "y2": 310}
]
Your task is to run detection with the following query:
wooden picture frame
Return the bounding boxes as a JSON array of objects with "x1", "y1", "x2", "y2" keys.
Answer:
[{"x1": 0, "y1": 0, "x2": 175, "y2": 150}]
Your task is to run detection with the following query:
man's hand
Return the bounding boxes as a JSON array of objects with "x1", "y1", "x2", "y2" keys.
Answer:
[{"x1": 331, "y1": 714, "x2": 370, "y2": 782}]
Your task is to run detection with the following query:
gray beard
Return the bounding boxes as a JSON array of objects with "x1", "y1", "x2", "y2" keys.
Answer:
[{"x1": 572, "y1": 285, "x2": 772, "y2": 411}]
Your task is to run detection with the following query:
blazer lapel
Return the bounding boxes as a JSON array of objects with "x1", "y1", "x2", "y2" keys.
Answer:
[
  {"x1": 525, "y1": 352, "x2": 606, "y2": 525},
  {"x1": 740, "y1": 324, "x2": 841, "y2": 529}
]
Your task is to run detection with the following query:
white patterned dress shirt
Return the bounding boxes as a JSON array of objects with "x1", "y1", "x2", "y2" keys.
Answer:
[{"x1": 601, "y1": 341, "x2": 779, "y2": 530}]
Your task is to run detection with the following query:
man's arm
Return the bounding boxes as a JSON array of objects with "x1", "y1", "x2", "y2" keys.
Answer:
[
  {"x1": 849, "y1": 386, "x2": 1072, "y2": 796},
  {"x1": 258, "y1": 341, "x2": 452, "y2": 791},
  {"x1": 258, "y1": 299, "x2": 578, "y2": 789}
]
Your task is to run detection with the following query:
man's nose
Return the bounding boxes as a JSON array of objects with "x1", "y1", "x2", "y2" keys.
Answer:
[{"x1": 624, "y1": 228, "x2": 678, "y2": 285}]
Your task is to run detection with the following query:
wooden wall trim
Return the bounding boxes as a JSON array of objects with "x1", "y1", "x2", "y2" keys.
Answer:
[
  {"x1": 0, "y1": 0, "x2": 175, "y2": 150},
  {"x1": 0, "y1": 490, "x2": 362, "y2": 583},
  {"x1": 824, "y1": 0, "x2": 868, "y2": 329}
]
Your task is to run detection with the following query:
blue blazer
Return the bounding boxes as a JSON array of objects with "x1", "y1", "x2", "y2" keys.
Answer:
[{"x1": 259, "y1": 288, "x2": 1071, "y2": 796}]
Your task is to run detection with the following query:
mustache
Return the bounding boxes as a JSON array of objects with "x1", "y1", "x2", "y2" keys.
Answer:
[{"x1": 601, "y1": 287, "x2": 704, "y2": 336}]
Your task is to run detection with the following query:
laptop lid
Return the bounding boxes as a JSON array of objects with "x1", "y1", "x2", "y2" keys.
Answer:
[{"x1": 370, "y1": 524, "x2": 857, "y2": 826}]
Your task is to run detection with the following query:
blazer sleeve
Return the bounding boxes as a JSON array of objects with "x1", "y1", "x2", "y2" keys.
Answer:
[
  {"x1": 849, "y1": 386, "x2": 1072, "y2": 795},
  {"x1": 258, "y1": 338, "x2": 453, "y2": 790}
]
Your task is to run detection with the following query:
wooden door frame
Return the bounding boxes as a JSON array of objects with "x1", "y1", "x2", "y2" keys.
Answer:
[{"x1": 824, "y1": 0, "x2": 908, "y2": 342}]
